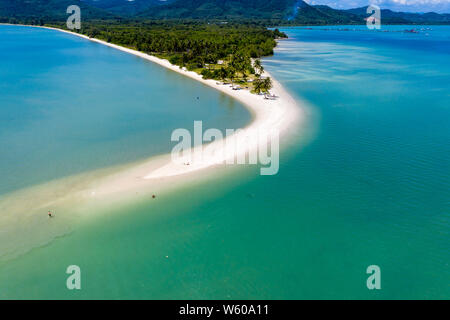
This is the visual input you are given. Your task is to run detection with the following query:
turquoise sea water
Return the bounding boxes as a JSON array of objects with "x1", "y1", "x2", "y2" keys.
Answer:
[
  {"x1": 0, "y1": 25, "x2": 449, "y2": 299},
  {"x1": 0, "y1": 25, "x2": 250, "y2": 195}
]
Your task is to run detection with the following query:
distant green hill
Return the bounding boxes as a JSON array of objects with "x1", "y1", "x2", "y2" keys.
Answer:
[
  {"x1": 82, "y1": 0, "x2": 176, "y2": 16},
  {"x1": 138, "y1": 0, "x2": 300, "y2": 19},
  {"x1": 0, "y1": 0, "x2": 112, "y2": 23},
  {"x1": 291, "y1": 4, "x2": 363, "y2": 25},
  {"x1": 137, "y1": 0, "x2": 364, "y2": 24},
  {"x1": 346, "y1": 6, "x2": 450, "y2": 24},
  {"x1": 0, "y1": 0, "x2": 448, "y2": 25},
  {"x1": 137, "y1": 0, "x2": 448, "y2": 24}
]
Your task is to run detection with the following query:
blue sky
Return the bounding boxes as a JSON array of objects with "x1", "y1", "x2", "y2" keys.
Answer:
[{"x1": 304, "y1": 0, "x2": 450, "y2": 13}]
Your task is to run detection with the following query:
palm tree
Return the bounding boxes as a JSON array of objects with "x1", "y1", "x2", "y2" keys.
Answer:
[
  {"x1": 231, "y1": 52, "x2": 251, "y2": 82},
  {"x1": 253, "y1": 78, "x2": 264, "y2": 94},
  {"x1": 218, "y1": 67, "x2": 228, "y2": 82},
  {"x1": 226, "y1": 66, "x2": 236, "y2": 87},
  {"x1": 262, "y1": 77, "x2": 273, "y2": 93},
  {"x1": 253, "y1": 59, "x2": 264, "y2": 77}
]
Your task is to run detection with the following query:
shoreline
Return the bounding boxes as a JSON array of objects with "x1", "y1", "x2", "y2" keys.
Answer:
[
  {"x1": 2, "y1": 23, "x2": 304, "y2": 180},
  {"x1": 0, "y1": 24, "x2": 305, "y2": 261}
]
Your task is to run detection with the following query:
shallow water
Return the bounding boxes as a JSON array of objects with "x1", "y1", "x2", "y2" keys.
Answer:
[
  {"x1": 0, "y1": 25, "x2": 449, "y2": 299},
  {"x1": 0, "y1": 25, "x2": 250, "y2": 195}
]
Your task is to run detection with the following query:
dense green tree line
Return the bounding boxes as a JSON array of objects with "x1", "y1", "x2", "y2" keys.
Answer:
[
  {"x1": 48, "y1": 21, "x2": 286, "y2": 90},
  {"x1": 1, "y1": 17, "x2": 286, "y2": 92},
  {"x1": 72, "y1": 22, "x2": 286, "y2": 69}
]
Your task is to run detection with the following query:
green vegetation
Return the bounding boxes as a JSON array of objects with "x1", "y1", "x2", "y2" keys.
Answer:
[
  {"x1": 1, "y1": 0, "x2": 448, "y2": 25},
  {"x1": 1, "y1": 1, "x2": 294, "y2": 94},
  {"x1": 139, "y1": 0, "x2": 298, "y2": 20},
  {"x1": 0, "y1": 0, "x2": 113, "y2": 24},
  {"x1": 346, "y1": 7, "x2": 450, "y2": 25},
  {"x1": 2, "y1": 0, "x2": 447, "y2": 95},
  {"x1": 48, "y1": 21, "x2": 284, "y2": 93},
  {"x1": 82, "y1": 0, "x2": 176, "y2": 16}
]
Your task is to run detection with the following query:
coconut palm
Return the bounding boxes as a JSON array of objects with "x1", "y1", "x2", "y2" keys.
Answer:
[
  {"x1": 253, "y1": 78, "x2": 264, "y2": 94},
  {"x1": 253, "y1": 59, "x2": 264, "y2": 77},
  {"x1": 262, "y1": 77, "x2": 273, "y2": 93},
  {"x1": 218, "y1": 67, "x2": 228, "y2": 82},
  {"x1": 231, "y1": 52, "x2": 251, "y2": 81},
  {"x1": 226, "y1": 66, "x2": 236, "y2": 87}
]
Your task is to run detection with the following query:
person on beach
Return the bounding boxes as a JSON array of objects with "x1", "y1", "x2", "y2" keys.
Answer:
[{"x1": 48, "y1": 211, "x2": 53, "y2": 218}]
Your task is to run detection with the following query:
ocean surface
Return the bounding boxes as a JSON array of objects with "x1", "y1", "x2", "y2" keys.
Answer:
[
  {"x1": 0, "y1": 25, "x2": 250, "y2": 195},
  {"x1": 0, "y1": 25, "x2": 449, "y2": 299}
]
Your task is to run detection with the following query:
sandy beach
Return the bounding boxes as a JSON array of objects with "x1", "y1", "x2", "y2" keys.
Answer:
[
  {"x1": 32, "y1": 25, "x2": 304, "y2": 181},
  {"x1": 0, "y1": 24, "x2": 305, "y2": 261}
]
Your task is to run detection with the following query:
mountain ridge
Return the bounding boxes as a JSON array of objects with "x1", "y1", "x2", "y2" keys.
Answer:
[
  {"x1": 0, "y1": 0, "x2": 113, "y2": 22},
  {"x1": 81, "y1": 0, "x2": 177, "y2": 16},
  {"x1": 346, "y1": 6, "x2": 450, "y2": 24},
  {"x1": 0, "y1": 0, "x2": 448, "y2": 24},
  {"x1": 138, "y1": 0, "x2": 300, "y2": 20}
]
